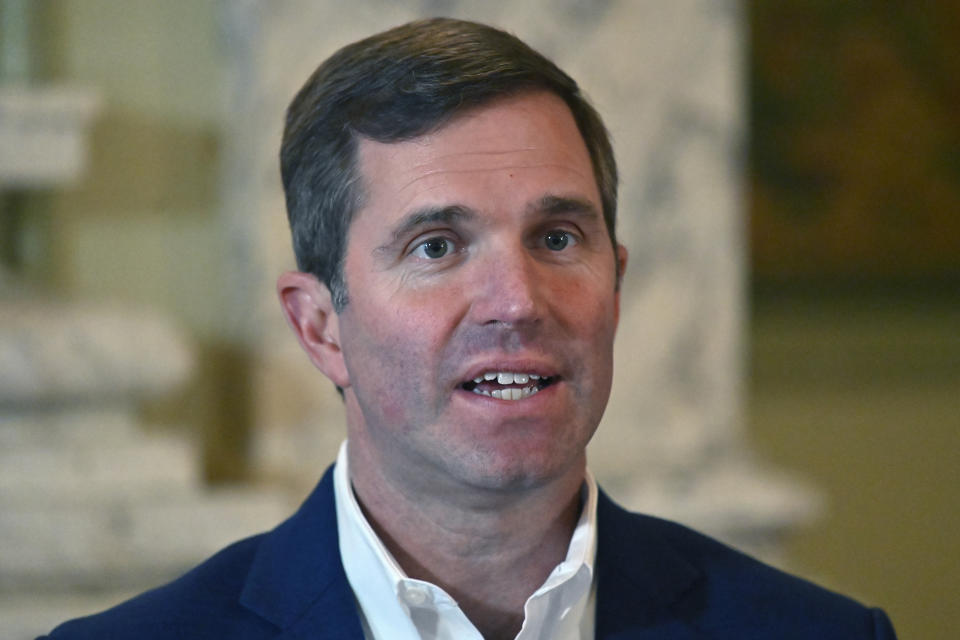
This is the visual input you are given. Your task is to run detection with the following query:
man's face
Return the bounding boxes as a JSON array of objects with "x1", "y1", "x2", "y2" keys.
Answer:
[{"x1": 335, "y1": 91, "x2": 625, "y2": 494}]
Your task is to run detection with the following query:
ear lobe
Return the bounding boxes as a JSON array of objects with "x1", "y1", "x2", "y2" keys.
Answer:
[{"x1": 277, "y1": 271, "x2": 350, "y2": 388}]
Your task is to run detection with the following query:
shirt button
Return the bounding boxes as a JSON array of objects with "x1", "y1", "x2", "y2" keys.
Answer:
[{"x1": 404, "y1": 585, "x2": 429, "y2": 606}]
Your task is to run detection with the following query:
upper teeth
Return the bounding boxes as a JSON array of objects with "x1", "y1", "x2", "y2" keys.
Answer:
[{"x1": 472, "y1": 371, "x2": 541, "y2": 385}]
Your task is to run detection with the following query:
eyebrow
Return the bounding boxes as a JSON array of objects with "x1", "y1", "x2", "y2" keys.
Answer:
[
  {"x1": 376, "y1": 205, "x2": 477, "y2": 253},
  {"x1": 528, "y1": 194, "x2": 601, "y2": 220}
]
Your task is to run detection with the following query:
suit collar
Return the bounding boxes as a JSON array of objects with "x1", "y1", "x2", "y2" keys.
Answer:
[
  {"x1": 595, "y1": 488, "x2": 709, "y2": 639},
  {"x1": 239, "y1": 465, "x2": 365, "y2": 639}
]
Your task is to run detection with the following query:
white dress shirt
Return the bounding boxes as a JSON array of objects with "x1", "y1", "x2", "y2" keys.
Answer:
[{"x1": 333, "y1": 441, "x2": 597, "y2": 640}]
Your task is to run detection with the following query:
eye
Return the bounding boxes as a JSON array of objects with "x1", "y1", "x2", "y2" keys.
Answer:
[
  {"x1": 543, "y1": 230, "x2": 577, "y2": 251},
  {"x1": 411, "y1": 236, "x2": 457, "y2": 259}
]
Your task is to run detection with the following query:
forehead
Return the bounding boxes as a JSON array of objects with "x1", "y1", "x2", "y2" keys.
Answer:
[{"x1": 352, "y1": 91, "x2": 599, "y2": 226}]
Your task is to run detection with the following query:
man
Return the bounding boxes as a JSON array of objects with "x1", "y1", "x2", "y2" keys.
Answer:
[{"x1": 43, "y1": 18, "x2": 896, "y2": 640}]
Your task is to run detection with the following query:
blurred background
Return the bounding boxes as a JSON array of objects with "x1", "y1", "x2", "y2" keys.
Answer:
[
  {"x1": 748, "y1": 3, "x2": 959, "y2": 638},
  {"x1": 1, "y1": 1, "x2": 956, "y2": 638}
]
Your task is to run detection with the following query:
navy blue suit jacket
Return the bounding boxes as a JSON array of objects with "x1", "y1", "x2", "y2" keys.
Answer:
[{"x1": 42, "y1": 466, "x2": 896, "y2": 639}]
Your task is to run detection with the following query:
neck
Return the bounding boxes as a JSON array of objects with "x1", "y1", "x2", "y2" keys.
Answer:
[{"x1": 347, "y1": 442, "x2": 584, "y2": 639}]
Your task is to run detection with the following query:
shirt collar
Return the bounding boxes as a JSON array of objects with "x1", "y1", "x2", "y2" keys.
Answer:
[{"x1": 333, "y1": 440, "x2": 598, "y2": 640}]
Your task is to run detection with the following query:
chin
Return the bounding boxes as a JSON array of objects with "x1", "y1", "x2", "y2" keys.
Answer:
[{"x1": 440, "y1": 443, "x2": 585, "y2": 493}]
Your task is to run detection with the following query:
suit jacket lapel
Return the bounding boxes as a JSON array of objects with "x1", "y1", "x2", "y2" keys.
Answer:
[
  {"x1": 238, "y1": 466, "x2": 365, "y2": 640},
  {"x1": 236, "y1": 470, "x2": 710, "y2": 639},
  {"x1": 595, "y1": 489, "x2": 710, "y2": 639}
]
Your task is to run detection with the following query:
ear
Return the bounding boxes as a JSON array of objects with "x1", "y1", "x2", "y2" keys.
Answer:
[
  {"x1": 614, "y1": 243, "x2": 628, "y2": 325},
  {"x1": 277, "y1": 271, "x2": 350, "y2": 389},
  {"x1": 616, "y1": 243, "x2": 628, "y2": 286}
]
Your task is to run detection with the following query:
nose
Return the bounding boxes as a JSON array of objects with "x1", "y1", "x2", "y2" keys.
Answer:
[{"x1": 469, "y1": 243, "x2": 546, "y2": 327}]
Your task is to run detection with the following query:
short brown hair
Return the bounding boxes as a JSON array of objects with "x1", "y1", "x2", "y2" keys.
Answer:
[{"x1": 281, "y1": 17, "x2": 618, "y2": 310}]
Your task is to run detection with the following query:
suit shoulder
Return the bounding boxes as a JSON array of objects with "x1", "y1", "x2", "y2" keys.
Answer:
[
  {"x1": 603, "y1": 505, "x2": 896, "y2": 638},
  {"x1": 641, "y1": 514, "x2": 858, "y2": 603},
  {"x1": 41, "y1": 534, "x2": 276, "y2": 640}
]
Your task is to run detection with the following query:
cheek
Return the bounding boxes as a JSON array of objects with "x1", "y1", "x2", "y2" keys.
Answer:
[
  {"x1": 343, "y1": 332, "x2": 419, "y2": 428},
  {"x1": 341, "y1": 297, "x2": 452, "y2": 412},
  {"x1": 553, "y1": 272, "x2": 619, "y2": 333},
  {"x1": 554, "y1": 277, "x2": 619, "y2": 393}
]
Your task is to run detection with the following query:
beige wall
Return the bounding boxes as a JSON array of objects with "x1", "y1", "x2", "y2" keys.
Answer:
[{"x1": 748, "y1": 289, "x2": 960, "y2": 640}]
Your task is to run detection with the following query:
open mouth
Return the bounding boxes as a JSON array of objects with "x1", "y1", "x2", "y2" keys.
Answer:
[{"x1": 460, "y1": 371, "x2": 558, "y2": 401}]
